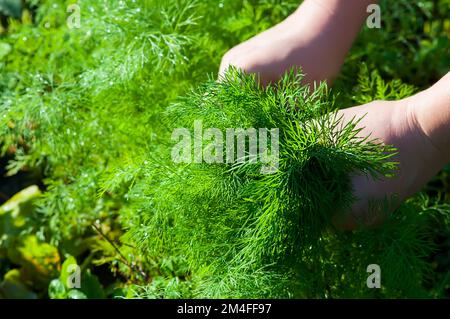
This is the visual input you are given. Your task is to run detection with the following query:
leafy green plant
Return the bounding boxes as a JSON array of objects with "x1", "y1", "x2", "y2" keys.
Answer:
[
  {"x1": 113, "y1": 69, "x2": 448, "y2": 298},
  {"x1": 48, "y1": 255, "x2": 105, "y2": 299},
  {"x1": 0, "y1": 0, "x2": 448, "y2": 299}
]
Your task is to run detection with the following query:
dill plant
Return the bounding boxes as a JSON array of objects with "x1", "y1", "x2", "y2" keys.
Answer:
[
  {"x1": 119, "y1": 69, "x2": 448, "y2": 298},
  {"x1": 0, "y1": 0, "x2": 448, "y2": 298}
]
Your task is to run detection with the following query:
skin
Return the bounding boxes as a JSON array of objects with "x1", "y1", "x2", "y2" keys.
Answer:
[
  {"x1": 219, "y1": 0, "x2": 450, "y2": 230},
  {"x1": 335, "y1": 74, "x2": 450, "y2": 229},
  {"x1": 219, "y1": 0, "x2": 376, "y2": 85}
]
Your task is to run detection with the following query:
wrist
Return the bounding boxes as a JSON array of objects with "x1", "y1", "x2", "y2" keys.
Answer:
[
  {"x1": 411, "y1": 72, "x2": 450, "y2": 164},
  {"x1": 406, "y1": 94, "x2": 450, "y2": 167}
]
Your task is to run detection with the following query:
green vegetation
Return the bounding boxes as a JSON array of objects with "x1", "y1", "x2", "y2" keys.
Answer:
[{"x1": 0, "y1": 0, "x2": 449, "y2": 299}]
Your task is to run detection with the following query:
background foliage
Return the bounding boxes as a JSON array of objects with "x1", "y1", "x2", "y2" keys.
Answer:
[{"x1": 0, "y1": 0, "x2": 449, "y2": 298}]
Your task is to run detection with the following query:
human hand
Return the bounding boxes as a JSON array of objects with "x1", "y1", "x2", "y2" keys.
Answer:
[
  {"x1": 219, "y1": 0, "x2": 375, "y2": 86},
  {"x1": 334, "y1": 74, "x2": 450, "y2": 230}
]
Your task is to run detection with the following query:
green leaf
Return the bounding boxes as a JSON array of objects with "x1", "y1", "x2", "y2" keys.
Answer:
[
  {"x1": 60, "y1": 255, "x2": 78, "y2": 289},
  {"x1": 48, "y1": 279, "x2": 67, "y2": 299},
  {"x1": 0, "y1": 42, "x2": 11, "y2": 60},
  {"x1": 67, "y1": 289, "x2": 87, "y2": 299},
  {"x1": 0, "y1": 0, "x2": 21, "y2": 19},
  {"x1": 0, "y1": 269, "x2": 37, "y2": 299},
  {"x1": 80, "y1": 270, "x2": 105, "y2": 299},
  {"x1": 7, "y1": 235, "x2": 60, "y2": 288},
  {"x1": 0, "y1": 185, "x2": 41, "y2": 218},
  {"x1": 59, "y1": 256, "x2": 105, "y2": 298}
]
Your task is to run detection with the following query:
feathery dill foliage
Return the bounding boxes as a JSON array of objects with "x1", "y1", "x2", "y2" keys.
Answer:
[
  {"x1": 117, "y1": 69, "x2": 439, "y2": 298},
  {"x1": 0, "y1": 0, "x2": 449, "y2": 299}
]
